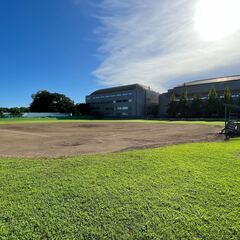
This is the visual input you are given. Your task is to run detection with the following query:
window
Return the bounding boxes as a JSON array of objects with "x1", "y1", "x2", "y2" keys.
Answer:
[
  {"x1": 114, "y1": 99, "x2": 130, "y2": 103},
  {"x1": 92, "y1": 92, "x2": 133, "y2": 99},
  {"x1": 117, "y1": 106, "x2": 129, "y2": 111}
]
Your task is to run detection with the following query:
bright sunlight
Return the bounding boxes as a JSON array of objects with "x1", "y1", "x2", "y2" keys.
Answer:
[{"x1": 195, "y1": 0, "x2": 240, "y2": 41}]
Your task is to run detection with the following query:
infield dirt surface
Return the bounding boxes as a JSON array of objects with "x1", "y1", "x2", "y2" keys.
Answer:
[{"x1": 0, "y1": 122, "x2": 223, "y2": 157}]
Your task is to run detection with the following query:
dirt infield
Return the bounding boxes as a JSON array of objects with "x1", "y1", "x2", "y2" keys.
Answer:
[{"x1": 0, "y1": 122, "x2": 222, "y2": 157}]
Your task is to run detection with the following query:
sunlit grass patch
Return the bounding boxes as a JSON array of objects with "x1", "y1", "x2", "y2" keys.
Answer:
[{"x1": 0, "y1": 141, "x2": 239, "y2": 239}]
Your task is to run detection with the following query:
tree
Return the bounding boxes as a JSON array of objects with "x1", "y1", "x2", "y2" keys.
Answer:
[
  {"x1": 19, "y1": 107, "x2": 29, "y2": 113},
  {"x1": 0, "y1": 108, "x2": 3, "y2": 118},
  {"x1": 75, "y1": 103, "x2": 92, "y2": 116},
  {"x1": 219, "y1": 87, "x2": 233, "y2": 116},
  {"x1": 177, "y1": 85, "x2": 189, "y2": 118},
  {"x1": 190, "y1": 94, "x2": 202, "y2": 117},
  {"x1": 30, "y1": 91, "x2": 55, "y2": 112},
  {"x1": 237, "y1": 93, "x2": 240, "y2": 106},
  {"x1": 30, "y1": 90, "x2": 75, "y2": 113},
  {"x1": 205, "y1": 87, "x2": 220, "y2": 117},
  {"x1": 49, "y1": 94, "x2": 75, "y2": 113},
  {"x1": 223, "y1": 87, "x2": 232, "y2": 104},
  {"x1": 167, "y1": 93, "x2": 177, "y2": 117},
  {"x1": 9, "y1": 107, "x2": 23, "y2": 117}
]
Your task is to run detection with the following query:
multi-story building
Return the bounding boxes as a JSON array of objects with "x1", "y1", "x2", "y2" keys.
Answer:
[
  {"x1": 86, "y1": 84, "x2": 159, "y2": 118},
  {"x1": 159, "y1": 75, "x2": 240, "y2": 116}
]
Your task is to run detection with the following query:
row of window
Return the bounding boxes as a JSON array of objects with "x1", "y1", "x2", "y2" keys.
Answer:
[
  {"x1": 175, "y1": 94, "x2": 240, "y2": 101},
  {"x1": 104, "y1": 113, "x2": 130, "y2": 117},
  {"x1": 116, "y1": 106, "x2": 129, "y2": 110},
  {"x1": 88, "y1": 92, "x2": 133, "y2": 100},
  {"x1": 105, "y1": 106, "x2": 130, "y2": 111},
  {"x1": 92, "y1": 106, "x2": 131, "y2": 111},
  {"x1": 89, "y1": 99, "x2": 132, "y2": 104},
  {"x1": 114, "y1": 99, "x2": 132, "y2": 103}
]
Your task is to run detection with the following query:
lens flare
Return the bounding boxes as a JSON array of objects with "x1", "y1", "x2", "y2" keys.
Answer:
[{"x1": 195, "y1": 0, "x2": 240, "y2": 41}]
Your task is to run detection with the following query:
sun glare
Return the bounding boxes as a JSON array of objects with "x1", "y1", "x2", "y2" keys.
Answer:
[{"x1": 195, "y1": 0, "x2": 240, "y2": 41}]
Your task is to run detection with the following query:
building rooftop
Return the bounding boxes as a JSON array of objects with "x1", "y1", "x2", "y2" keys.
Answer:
[
  {"x1": 176, "y1": 75, "x2": 240, "y2": 88},
  {"x1": 90, "y1": 84, "x2": 150, "y2": 95}
]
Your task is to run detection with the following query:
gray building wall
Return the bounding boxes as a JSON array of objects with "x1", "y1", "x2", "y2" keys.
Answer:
[
  {"x1": 159, "y1": 76, "x2": 240, "y2": 116},
  {"x1": 146, "y1": 89, "x2": 160, "y2": 116},
  {"x1": 86, "y1": 84, "x2": 159, "y2": 118},
  {"x1": 159, "y1": 93, "x2": 169, "y2": 116}
]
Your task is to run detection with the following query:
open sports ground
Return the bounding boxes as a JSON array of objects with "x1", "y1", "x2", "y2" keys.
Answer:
[
  {"x1": 0, "y1": 119, "x2": 221, "y2": 157},
  {"x1": 1, "y1": 119, "x2": 240, "y2": 239}
]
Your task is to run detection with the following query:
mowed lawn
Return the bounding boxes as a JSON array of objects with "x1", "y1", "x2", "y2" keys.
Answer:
[{"x1": 0, "y1": 141, "x2": 240, "y2": 239}]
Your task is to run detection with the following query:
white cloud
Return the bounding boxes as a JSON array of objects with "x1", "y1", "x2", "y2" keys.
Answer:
[{"x1": 93, "y1": 0, "x2": 240, "y2": 92}]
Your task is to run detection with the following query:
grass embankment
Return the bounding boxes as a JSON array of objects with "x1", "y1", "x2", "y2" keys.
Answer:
[
  {"x1": 0, "y1": 117, "x2": 224, "y2": 126},
  {"x1": 0, "y1": 141, "x2": 240, "y2": 239}
]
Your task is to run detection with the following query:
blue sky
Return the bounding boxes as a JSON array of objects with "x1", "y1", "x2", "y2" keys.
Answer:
[
  {"x1": 1, "y1": 0, "x2": 240, "y2": 107},
  {"x1": 0, "y1": 0, "x2": 100, "y2": 107}
]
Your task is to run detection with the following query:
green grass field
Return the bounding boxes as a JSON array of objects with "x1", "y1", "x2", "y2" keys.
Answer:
[
  {"x1": 1, "y1": 141, "x2": 240, "y2": 239},
  {"x1": 0, "y1": 117, "x2": 224, "y2": 126}
]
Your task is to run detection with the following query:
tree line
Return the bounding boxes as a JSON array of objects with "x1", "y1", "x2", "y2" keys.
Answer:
[
  {"x1": 0, "y1": 107, "x2": 29, "y2": 117},
  {"x1": 167, "y1": 86, "x2": 240, "y2": 118},
  {"x1": 0, "y1": 90, "x2": 91, "y2": 117}
]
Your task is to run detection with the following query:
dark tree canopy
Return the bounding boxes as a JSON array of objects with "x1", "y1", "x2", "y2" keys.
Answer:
[
  {"x1": 166, "y1": 86, "x2": 238, "y2": 118},
  {"x1": 205, "y1": 87, "x2": 220, "y2": 117},
  {"x1": 218, "y1": 87, "x2": 233, "y2": 116},
  {"x1": 30, "y1": 90, "x2": 75, "y2": 113},
  {"x1": 223, "y1": 87, "x2": 232, "y2": 104},
  {"x1": 0, "y1": 107, "x2": 26, "y2": 117},
  {"x1": 177, "y1": 86, "x2": 189, "y2": 118},
  {"x1": 237, "y1": 94, "x2": 240, "y2": 106},
  {"x1": 190, "y1": 94, "x2": 203, "y2": 117},
  {"x1": 167, "y1": 93, "x2": 177, "y2": 117},
  {"x1": 75, "y1": 103, "x2": 92, "y2": 115},
  {"x1": 9, "y1": 108, "x2": 23, "y2": 117}
]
